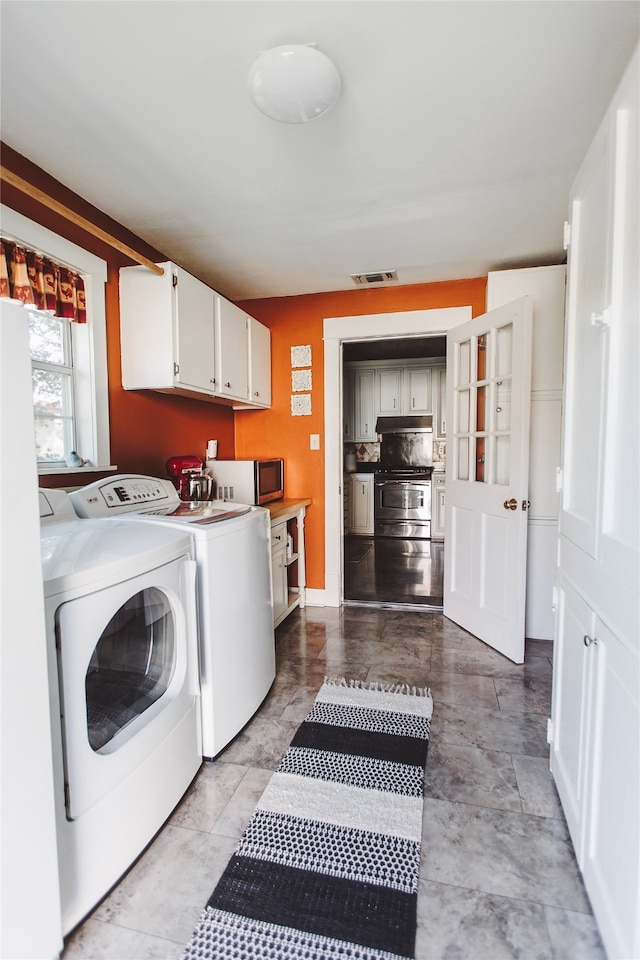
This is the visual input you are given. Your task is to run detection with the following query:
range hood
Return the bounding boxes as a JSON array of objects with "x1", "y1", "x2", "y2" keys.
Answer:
[{"x1": 375, "y1": 416, "x2": 433, "y2": 434}]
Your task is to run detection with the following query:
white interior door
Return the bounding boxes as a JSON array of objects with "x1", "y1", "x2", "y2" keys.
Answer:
[{"x1": 444, "y1": 297, "x2": 532, "y2": 663}]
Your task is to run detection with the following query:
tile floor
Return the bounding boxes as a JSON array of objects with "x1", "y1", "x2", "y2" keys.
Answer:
[
  {"x1": 344, "y1": 536, "x2": 444, "y2": 606},
  {"x1": 62, "y1": 606, "x2": 606, "y2": 960}
]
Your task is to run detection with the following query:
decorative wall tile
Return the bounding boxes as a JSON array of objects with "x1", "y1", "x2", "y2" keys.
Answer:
[
  {"x1": 291, "y1": 394, "x2": 312, "y2": 416},
  {"x1": 291, "y1": 345, "x2": 312, "y2": 368},
  {"x1": 291, "y1": 369, "x2": 312, "y2": 392}
]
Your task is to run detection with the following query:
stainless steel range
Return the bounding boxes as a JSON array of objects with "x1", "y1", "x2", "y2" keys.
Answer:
[{"x1": 374, "y1": 416, "x2": 433, "y2": 539}]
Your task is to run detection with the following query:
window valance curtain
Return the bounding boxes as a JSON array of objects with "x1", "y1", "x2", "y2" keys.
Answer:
[{"x1": 0, "y1": 237, "x2": 86, "y2": 323}]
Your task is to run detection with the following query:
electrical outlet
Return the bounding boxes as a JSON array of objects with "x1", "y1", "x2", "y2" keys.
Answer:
[{"x1": 310, "y1": 434, "x2": 320, "y2": 450}]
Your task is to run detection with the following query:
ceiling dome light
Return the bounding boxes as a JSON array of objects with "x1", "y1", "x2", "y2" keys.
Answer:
[{"x1": 247, "y1": 44, "x2": 341, "y2": 124}]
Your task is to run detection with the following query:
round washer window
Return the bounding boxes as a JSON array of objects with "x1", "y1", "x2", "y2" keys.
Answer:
[{"x1": 85, "y1": 587, "x2": 176, "y2": 751}]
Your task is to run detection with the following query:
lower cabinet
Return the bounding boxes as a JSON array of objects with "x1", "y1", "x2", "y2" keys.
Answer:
[
  {"x1": 349, "y1": 474, "x2": 374, "y2": 535},
  {"x1": 431, "y1": 478, "x2": 445, "y2": 541},
  {"x1": 551, "y1": 573, "x2": 639, "y2": 960},
  {"x1": 270, "y1": 521, "x2": 289, "y2": 626}
]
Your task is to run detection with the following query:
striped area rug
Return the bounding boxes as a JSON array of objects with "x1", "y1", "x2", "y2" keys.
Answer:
[{"x1": 182, "y1": 677, "x2": 432, "y2": 960}]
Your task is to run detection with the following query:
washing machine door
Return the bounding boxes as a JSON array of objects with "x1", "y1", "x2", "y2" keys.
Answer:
[{"x1": 56, "y1": 555, "x2": 198, "y2": 820}]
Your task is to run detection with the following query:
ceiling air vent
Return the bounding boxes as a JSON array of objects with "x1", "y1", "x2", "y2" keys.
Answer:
[{"x1": 351, "y1": 270, "x2": 398, "y2": 285}]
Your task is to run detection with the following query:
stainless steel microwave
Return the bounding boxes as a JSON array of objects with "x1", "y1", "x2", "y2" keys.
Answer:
[{"x1": 212, "y1": 459, "x2": 284, "y2": 505}]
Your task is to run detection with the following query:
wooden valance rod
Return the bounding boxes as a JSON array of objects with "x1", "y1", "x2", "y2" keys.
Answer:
[{"x1": 0, "y1": 166, "x2": 164, "y2": 276}]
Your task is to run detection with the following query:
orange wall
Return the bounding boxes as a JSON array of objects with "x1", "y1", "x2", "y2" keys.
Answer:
[{"x1": 236, "y1": 279, "x2": 487, "y2": 591}]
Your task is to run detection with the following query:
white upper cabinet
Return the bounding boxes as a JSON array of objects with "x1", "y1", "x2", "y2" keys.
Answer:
[
  {"x1": 119, "y1": 263, "x2": 270, "y2": 408},
  {"x1": 215, "y1": 295, "x2": 249, "y2": 403},
  {"x1": 246, "y1": 316, "x2": 271, "y2": 408},
  {"x1": 120, "y1": 262, "x2": 216, "y2": 397}
]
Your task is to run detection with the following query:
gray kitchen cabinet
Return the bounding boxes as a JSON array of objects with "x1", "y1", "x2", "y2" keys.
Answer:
[
  {"x1": 405, "y1": 366, "x2": 433, "y2": 414},
  {"x1": 376, "y1": 368, "x2": 403, "y2": 415},
  {"x1": 343, "y1": 367, "x2": 355, "y2": 440},
  {"x1": 431, "y1": 477, "x2": 445, "y2": 541},
  {"x1": 434, "y1": 365, "x2": 447, "y2": 439},
  {"x1": 354, "y1": 369, "x2": 375, "y2": 441},
  {"x1": 349, "y1": 473, "x2": 374, "y2": 535}
]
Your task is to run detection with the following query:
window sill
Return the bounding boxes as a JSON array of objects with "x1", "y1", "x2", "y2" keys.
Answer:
[{"x1": 38, "y1": 464, "x2": 118, "y2": 476}]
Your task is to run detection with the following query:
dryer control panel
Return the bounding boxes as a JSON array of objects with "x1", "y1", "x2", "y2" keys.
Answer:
[{"x1": 69, "y1": 475, "x2": 179, "y2": 517}]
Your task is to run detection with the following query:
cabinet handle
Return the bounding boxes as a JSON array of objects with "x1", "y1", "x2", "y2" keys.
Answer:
[
  {"x1": 583, "y1": 634, "x2": 597, "y2": 647},
  {"x1": 254, "y1": 391, "x2": 259, "y2": 397},
  {"x1": 225, "y1": 381, "x2": 231, "y2": 388},
  {"x1": 210, "y1": 378, "x2": 215, "y2": 385}
]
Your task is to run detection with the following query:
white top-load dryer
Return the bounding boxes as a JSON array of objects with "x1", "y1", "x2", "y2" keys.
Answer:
[
  {"x1": 39, "y1": 488, "x2": 202, "y2": 935},
  {"x1": 69, "y1": 475, "x2": 276, "y2": 759}
]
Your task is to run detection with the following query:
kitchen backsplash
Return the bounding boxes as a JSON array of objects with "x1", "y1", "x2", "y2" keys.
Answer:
[{"x1": 344, "y1": 441, "x2": 446, "y2": 464}]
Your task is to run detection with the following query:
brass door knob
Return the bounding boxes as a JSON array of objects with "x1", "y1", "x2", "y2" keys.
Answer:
[{"x1": 503, "y1": 498, "x2": 518, "y2": 510}]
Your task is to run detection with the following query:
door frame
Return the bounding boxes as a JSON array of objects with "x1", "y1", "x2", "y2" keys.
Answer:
[{"x1": 323, "y1": 307, "x2": 471, "y2": 606}]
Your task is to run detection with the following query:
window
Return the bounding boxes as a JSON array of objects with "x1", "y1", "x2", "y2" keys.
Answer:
[
  {"x1": 1, "y1": 204, "x2": 111, "y2": 473},
  {"x1": 29, "y1": 310, "x2": 76, "y2": 463}
]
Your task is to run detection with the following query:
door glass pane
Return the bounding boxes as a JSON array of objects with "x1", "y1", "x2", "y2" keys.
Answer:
[
  {"x1": 457, "y1": 438, "x2": 469, "y2": 481},
  {"x1": 476, "y1": 385, "x2": 487, "y2": 432},
  {"x1": 457, "y1": 388, "x2": 470, "y2": 433},
  {"x1": 477, "y1": 334, "x2": 488, "y2": 380},
  {"x1": 495, "y1": 398, "x2": 512, "y2": 432},
  {"x1": 476, "y1": 436, "x2": 486, "y2": 483},
  {"x1": 494, "y1": 436, "x2": 510, "y2": 485},
  {"x1": 495, "y1": 323, "x2": 513, "y2": 377},
  {"x1": 458, "y1": 340, "x2": 471, "y2": 385},
  {"x1": 85, "y1": 587, "x2": 176, "y2": 751}
]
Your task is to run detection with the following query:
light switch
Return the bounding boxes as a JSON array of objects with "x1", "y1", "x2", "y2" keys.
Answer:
[{"x1": 310, "y1": 434, "x2": 320, "y2": 450}]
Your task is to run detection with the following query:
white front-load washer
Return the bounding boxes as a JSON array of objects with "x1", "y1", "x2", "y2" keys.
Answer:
[
  {"x1": 69, "y1": 475, "x2": 276, "y2": 760},
  {"x1": 39, "y1": 489, "x2": 202, "y2": 935}
]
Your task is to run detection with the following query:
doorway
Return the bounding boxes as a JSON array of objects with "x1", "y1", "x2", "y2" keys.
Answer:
[
  {"x1": 323, "y1": 306, "x2": 472, "y2": 609},
  {"x1": 342, "y1": 336, "x2": 446, "y2": 607}
]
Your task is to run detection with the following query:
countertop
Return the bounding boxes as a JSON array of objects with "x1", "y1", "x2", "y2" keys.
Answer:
[{"x1": 266, "y1": 498, "x2": 312, "y2": 523}]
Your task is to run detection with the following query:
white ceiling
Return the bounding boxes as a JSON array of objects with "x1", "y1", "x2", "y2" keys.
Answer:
[{"x1": 1, "y1": 2, "x2": 638, "y2": 301}]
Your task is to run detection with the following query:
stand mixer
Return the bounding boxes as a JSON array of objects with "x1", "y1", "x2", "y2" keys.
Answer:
[{"x1": 165, "y1": 455, "x2": 213, "y2": 501}]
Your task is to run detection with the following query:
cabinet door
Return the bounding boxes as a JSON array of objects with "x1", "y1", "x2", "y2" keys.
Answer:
[
  {"x1": 406, "y1": 367, "x2": 433, "y2": 414},
  {"x1": 271, "y1": 544, "x2": 288, "y2": 624},
  {"x1": 582, "y1": 618, "x2": 639, "y2": 960},
  {"x1": 215, "y1": 296, "x2": 249, "y2": 401},
  {"x1": 432, "y1": 482, "x2": 446, "y2": 540},
  {"x1": 343, "y1": 367, "x2": 355, "y2": 441},
  {"x1": 559, "y1": 126, "x2": 611, "y2": 558},
  {"x1": 550, "y1": 575, "x2": 595, "y2": 853},
  {"x1": 434, "y1": 365, "x2": 447, "y2": 439},
  {"x1": 377, "y1": 368, "x2": 402, "y2": 416},
  {"x1": 247, "y1": 317, "x2": 271, "y2": 407},
  {"x1": 350, "y1": 475, "x2": 373, "y2": 535},
  {"x1": 174, "y1": 267, "x2": 216, "y2": 392},
  {"x1": 355, "y1": 370, "x2": 375, "y2": 440}
]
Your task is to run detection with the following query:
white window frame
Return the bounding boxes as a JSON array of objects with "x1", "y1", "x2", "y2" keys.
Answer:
[{"x1": 1, "y1": 204, "x2": 112, "y2": 474}]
